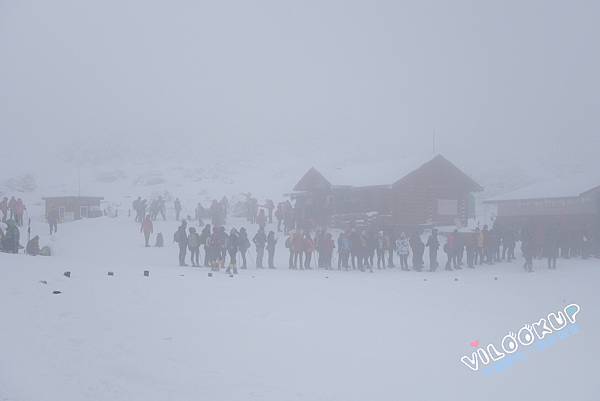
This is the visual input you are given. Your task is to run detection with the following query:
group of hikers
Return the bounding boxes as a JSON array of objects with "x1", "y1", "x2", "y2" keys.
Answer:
[
  {"x1": 0, "y1": 196, "x2": 27, "y2": 227},
  {"x1": 132, "y1": 196, "x2": 168, "y2": 222},
  {"x1": 172, "y1": 220, "x2": 277, "y2": 273},
  {"x1": 133, "y1": 193, "x2": 599, "y2": 274},
  {"x1": 242, "y1": 196, "x2": 297, "y2": 233},
  {"x1": 170, "y1": 221, "x2": 598, "y2": 273},
  {"x1": 326, "y1": 223, "x2": 598, "y2": 273},
  {"x1": 284, "y1": 228, "x2": 424, "y2": 272},
  {"x1": 198, "y1": 198, "x2": 228, "y2": 227}
]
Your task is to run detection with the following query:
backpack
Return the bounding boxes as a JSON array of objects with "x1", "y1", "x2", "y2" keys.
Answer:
[{"x1": 155, "y1": 233, "x2": 164, "y2": 247}]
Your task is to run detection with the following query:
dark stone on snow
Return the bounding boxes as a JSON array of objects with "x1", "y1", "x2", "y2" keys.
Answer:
[
  {"x1": 108, "y1": 272, "x2": 114, "y2": 276},
  {"x1": 229, "y1": 274, "x2": 234, "y2": 278},
  {"x1": 208, "y1": 272, "x2": 213, "y2": 277},
  {"x1": 494, "y1": 277, "x2": 498, "y2": 281},
  {"x1": 144, "y1": 270, "x2": 149, "y2": 277},
  {"x1": 63, "y1": 271, "x2": 71, "y2": 278},
  {"x1": 52, "y1": 290, "x2": 61, "y2": 294},
  {"x1": 454, "y1": 278, "x2": 459, "y2": 281},
  {"x1": 39, "y1": 280, "x2": 47, "y2": 285}
]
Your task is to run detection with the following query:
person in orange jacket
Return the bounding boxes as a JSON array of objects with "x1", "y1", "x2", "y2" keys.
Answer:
[{"x1": 140, "y1": 215, "x2": 153, "y2": 247}]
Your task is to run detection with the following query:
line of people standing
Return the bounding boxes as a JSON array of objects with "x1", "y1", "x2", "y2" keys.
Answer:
[{"x1": 172, "y1": 221, "x2": 277, "y2": 273}]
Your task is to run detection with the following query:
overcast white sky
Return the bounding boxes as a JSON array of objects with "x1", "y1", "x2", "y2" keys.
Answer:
[{"x1": 1, "y1": 0, "x2": 599, "y2": 173}]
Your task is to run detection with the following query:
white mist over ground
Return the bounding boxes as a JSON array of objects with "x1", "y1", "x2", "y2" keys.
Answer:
[
  {"x1": 0, "y1": 196, "x2": 600, "y2": 401},
  {"x1": 0, "y1": 210, "x2": 598, "y2": 401}
]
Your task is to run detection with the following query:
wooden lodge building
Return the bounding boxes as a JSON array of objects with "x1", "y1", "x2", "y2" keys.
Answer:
[
  {"x1": 483, "y1": 177, "x2": 600, "y2": 232},
  {"x1": 291, "y1": 155, "x2": 483, "y2": 230}
]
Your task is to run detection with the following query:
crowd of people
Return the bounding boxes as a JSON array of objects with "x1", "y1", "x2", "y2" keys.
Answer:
[
  {"x1": 133, "y1": 195, "x2": 600, "y2": 274},
  {"x1": 172, "y1": 221, "x2": 278, "y2": 273},
  {"x1": 132, "y1": 196, "x2": 168, "y2": 222}
]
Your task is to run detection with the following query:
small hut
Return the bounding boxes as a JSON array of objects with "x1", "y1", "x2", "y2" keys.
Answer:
[{"x1": 43, "y1": 196, "x2": 104, "y2": 222}]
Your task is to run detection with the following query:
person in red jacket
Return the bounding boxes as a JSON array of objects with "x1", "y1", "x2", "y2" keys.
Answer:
[
  {"x1": 15, "y1": 198, "x2": 26, "y2": 227},
  {"x1": 140, "y1": 215, "x2": 153, "y2": 247},
  {"x1": 8, "y1": 196, "x2": 16, "y2": 221}
]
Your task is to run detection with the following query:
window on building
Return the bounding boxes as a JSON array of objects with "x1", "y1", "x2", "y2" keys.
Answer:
[{"x1": 437, "y1": 199, "x2": 458, "y2": 216}]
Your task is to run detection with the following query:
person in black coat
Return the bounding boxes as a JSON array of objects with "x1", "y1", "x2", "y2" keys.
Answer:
[
  {"x1": 174, "y1": 198, "x2": 182, "y2": 221},
  {"x1": 174, "y1": 221, "x2": 188, "y2": 266},
  {"x1": 47, "y1": 208, "x2": 59, "y2": 235},
  {"x1": 2, "y1": 220, "x2": 20, "y2": 254},
  {"x1": 521, "y1": 227, "x2": 535, "y2": 272},
  {"x1": 544, "y1": 223, "x2": 560, "y2": 269},
  {"x1": 253, "y1": 227, "x2": 267, "y2": 268},
  {"x1": 426, "y1": 229, "x2": 440, "y2": 271},
  {"x1": 266, "y1": 231, "x2": 277, "y2": 269},
  {"x1": 26, "y1": 235, "x2": 41, "y2": 256},
  {"x1": 410, "y1": 231, "x2": 424, "y2": 271},
  {"x1": 502, "y1": 229, "x2": 516, "y2": 261}
]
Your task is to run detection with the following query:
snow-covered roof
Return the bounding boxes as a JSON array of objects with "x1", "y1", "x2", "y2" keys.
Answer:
[
  {"x1": 296, "y1": 155, "x2": 482, "y2": 193},
  {"x1": 485, "y1": 175, "x2": 600, "y2": 202},
  {"x1": 308, "y1": 157, "x2": 435, "y2": 188}
]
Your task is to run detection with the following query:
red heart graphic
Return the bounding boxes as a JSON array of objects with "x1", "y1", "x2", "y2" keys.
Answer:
[{"x1": 470, "y1": 340, "x2": 479, "y2": 348}]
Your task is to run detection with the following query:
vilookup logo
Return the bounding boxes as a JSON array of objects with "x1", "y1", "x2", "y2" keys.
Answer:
[{"x1": 461, "y1": 303, "x2": 581, "y2": 373}]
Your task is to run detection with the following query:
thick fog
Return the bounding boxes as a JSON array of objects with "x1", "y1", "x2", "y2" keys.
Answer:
[
  {"x1": 2, "y1": 3, "x2": 600, "y2": 401},
  {"x1": 1, "y1": 0, "x2": 599, "y2": 180}
]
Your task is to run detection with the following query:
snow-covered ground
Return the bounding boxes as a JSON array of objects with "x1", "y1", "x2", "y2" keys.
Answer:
[{"x1": 1, "y1": 212, "x2": 598, "y2": 401}]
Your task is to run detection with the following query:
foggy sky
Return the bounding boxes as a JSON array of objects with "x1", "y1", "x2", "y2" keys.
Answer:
[{"x1": 1, "y1": 0, "x2": 599, "y2": 172}]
